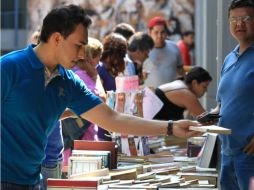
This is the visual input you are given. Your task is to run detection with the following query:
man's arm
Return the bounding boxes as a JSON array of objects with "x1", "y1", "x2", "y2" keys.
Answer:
[{"x1": 80, "y1": 103, "x2": 200, "y2": 138}]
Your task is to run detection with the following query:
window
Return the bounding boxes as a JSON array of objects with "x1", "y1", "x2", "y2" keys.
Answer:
[{"x1": 1, "y1": 0, "x2": 27, "y2": 29}]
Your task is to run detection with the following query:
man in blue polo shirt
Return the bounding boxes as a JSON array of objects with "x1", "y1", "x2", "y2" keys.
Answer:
[
  {"x1": 1, "y1": 4, "x2": 200, "y2": 189},
  {"x1": 216, "y1": 0, "x2": 254, "y2": 189}
]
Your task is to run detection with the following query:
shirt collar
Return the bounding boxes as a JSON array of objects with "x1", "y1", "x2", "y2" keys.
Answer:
[
  {"x1": 44, "y1": 66, "x2": 61, "y2": 87},
  {"x1": 26, "y1": 44, "x2": 67, "y2": 86},
  {"x1": 27, "y1": 44, "x2": 44, "y2": 69},
  {"x1": 233, "y1": 42, "x2": 254, "y2": 57}
]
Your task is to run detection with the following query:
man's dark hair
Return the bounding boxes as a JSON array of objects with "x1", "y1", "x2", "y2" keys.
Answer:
[
  {"x1": 228, "y1": 0, "x2": 254, "y2": 17},
  {"x1": 112, "y1": 23, "x2": 136, "y2": 40},
  {"x1": 40, "y1": 4, "x2": 92, "y2": 42},
  {"x1": 184, "y1": 67, "x2": 212, "y2": 85},
  {"x1": 128, "y1": 32, "x2": 154, "y2": 52}
]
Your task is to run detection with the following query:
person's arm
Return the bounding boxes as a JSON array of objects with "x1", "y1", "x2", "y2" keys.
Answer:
[
  {"x1": 165, "y1": 89, "x2": 205, "y2": 118},
  {"x1": 79, "y1": 103, "x2": 200, "y2": 138},
  {"x1": 179, "y1": 90, "x2": 205, "y2": 117}
]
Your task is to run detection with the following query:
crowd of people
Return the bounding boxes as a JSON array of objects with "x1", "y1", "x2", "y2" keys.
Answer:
[{"x1": 1, "y1": 0, "x2": 254, "y2": 190}]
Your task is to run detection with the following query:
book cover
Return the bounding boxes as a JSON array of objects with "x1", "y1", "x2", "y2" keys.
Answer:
[
  {"x1": 47, "y1": 178, "x2": 99, "y2": 189},
  {"x1": 72, "y1": 150, "x2": 111, "y2": 168},
  {"x1": 197, "y1": 133, "x2": 218, "y2": 168},
  {"x1": 68, "y1": 156, "x2": 102, "y2": 176},
  {"x1": 189, "y1": 125, "x2": 231, "y2": 135},
  {"x1": 74, "y1": 141, "x2": 117, "y2": 169}
]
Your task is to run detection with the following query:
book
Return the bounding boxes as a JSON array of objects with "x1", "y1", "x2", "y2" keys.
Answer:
[
  {"x1": 109, "y1": 168, "x2": 138, "y2": 180},
  {"x1": 115, "y1": 164, "x2": 144, "y2": 174},
  {"x1": 69, "y1": 168, "x2": 110, "y2": 179},
  {"x1": 107, "y1": 184, "x2": 157, "y2": 190},
  {"x1": 47, "y1": 178, "x2": 100, "y2": 190},
  {"x1": 177, "y1": 172, "x2": 218, "y2": 185},
  {"x1": 137, "y1": 172, "x2": 156, "y2": 180},
  {"x1": 118, "y1": 156, "x2": 145, "y2": 164},
  {"x1": 72, "y1": 150, "x2": 111, "y2": 168},
  {"x1": 197, "y1": 133, "x2": 218, "y2": 168},
  {"x1": 74, "y1": 140, "x2": 117, "y2": 169},
  {"x1": 128, "y1": 137, "x2": 138, "y2": 156},
  {"x1": 115, "y1": 75, "x2": 139, "y2": 92},
  {"x1": 142, "y1": 87, "x2": 163, "y2": 119},
  {"x1": 144, "y1": 154, "x2": 174, "y2": 163},
  {"x1": 189, "y1": 125, "x2": 231, "y2": 134},
  {"x1": 153, "y1": 168, "x2": 180, "y2": 175},
  {"x1": 68, "y1": 156, "x2": 102, "y2": 177}
]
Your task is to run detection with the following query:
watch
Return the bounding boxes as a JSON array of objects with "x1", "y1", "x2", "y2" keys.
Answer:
[{"x1": 167, "y1": 120, "x2": 174, "y2": 136}]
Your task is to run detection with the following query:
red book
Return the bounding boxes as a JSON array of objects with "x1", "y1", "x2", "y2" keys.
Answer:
[{"x1": 47, "y1": 178, "x2": 99, "y2": 188}]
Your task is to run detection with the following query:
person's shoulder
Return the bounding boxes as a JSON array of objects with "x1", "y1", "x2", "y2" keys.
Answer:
[
  {"x1": 75, "y1": 70, "x2": 92, "y2": 82},
  {"x1": 1, "y1": 48, "x2": 26, "y2": 63},
  {"x1": 165, "y1": 39, "x2": 177, "y2": 46},
  {"x1": 96, "y1": 62, "x2": 106, "y2": 74},
  {"x1": 159, "y1": 80, "x2": 186, "y2": 91},
  {"x1": 1, "y1": 48, "x2": 28, "y2": 71},
  {"x1": 165, "y1": 40, "x2": 180, "y2": 51}
]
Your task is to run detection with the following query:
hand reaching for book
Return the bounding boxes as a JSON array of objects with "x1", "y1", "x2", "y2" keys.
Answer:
[{"x1": 173, "y1": 120, "x2": 202, "y2": 138}]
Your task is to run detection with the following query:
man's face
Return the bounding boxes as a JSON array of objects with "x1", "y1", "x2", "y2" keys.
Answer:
[
  {"x1": 57, "y1": 24, "x2": 88, "y2": 69},
  {"x1": 136, "y1": 49, "x2": 150, "y2": 64},
  {"x1": 128, "y1": 49, "x2": 150, "y2": 67},
  {"x1": 229, "y1": 7, "x2": 254, "y2": 44},
  {"x1": 149, "y1": 25, "x2": 167, "y2": 48}
]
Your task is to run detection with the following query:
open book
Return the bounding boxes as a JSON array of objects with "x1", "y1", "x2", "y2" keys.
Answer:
[{"x1": 189, "y1": 125, "x2": 231, "y2": 135}]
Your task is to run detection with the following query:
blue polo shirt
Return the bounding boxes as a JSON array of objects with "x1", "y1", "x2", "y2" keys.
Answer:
[
  {"x1": 216, "y1": 43, "x2": 254, "y2": 156},
  {"x1": 1, "y1": 45, "x2": 102, "y2": 184},
  {"x1": 42, "y1": 121, "x2": 63, "y2": 167}
]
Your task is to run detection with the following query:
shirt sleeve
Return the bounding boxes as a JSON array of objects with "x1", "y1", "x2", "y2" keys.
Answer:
[{"x1": 67, "y1": 72, "x2": 103, "y2": 116}]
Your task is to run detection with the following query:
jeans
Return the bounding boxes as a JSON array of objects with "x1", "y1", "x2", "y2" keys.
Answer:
[
  {"x1": 220, "y1": 152, "x2": 254, "y2": 190},
  {"x1": 1, "y1": 182, "x2": 41, "y2": 190},
  {"x1": 40, "y1": 162, "x2": 62, "y2": 190}
]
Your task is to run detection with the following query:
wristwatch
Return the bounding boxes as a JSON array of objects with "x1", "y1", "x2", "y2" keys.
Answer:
[{"x1": 167, "y1": 120, "x2": 174, "y2": 136}]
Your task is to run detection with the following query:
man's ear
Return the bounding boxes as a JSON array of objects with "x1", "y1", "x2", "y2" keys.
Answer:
[{"x1": 49, "y1": 32, "x2": 63, "y2": 46}]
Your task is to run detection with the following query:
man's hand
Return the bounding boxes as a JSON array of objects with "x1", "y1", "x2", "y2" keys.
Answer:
[
  {"x1": 243, "y1": 136, "x2": 254, "y2": 156},
  {"x1": 173, "y1": 119, "x2": 202, "y2": 138}
]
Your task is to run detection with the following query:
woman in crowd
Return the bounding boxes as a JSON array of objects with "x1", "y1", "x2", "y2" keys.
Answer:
[
  {"x1": 97, "y1": 33, "x2": 127, "y2": 91},
  {"x1": 153, "y1": 67, "x2": 212, "y2": 121},
  {"x1": 95, "y1": 33, "x2": 127, "y2": 140}
]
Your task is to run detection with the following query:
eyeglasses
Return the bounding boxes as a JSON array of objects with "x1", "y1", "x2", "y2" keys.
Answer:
[{"x1": 229, "y1": 16, "x2": 254, "y2": 24}]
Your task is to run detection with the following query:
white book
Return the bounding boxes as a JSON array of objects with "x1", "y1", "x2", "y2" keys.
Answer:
[
  {"x1": 189, "y1": 125, "x2": 231, "y2": 135},
  {"x1": 72, "y1": 150, "x2": 111, "y2": 168},
  {"x1": 68, "y1": 156, "x2": 102, "y2": 177}
]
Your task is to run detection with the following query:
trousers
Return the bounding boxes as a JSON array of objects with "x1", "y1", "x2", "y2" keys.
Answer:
[{"x1": 220, "y1": 152, "x2": 254, "y2": 190}]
